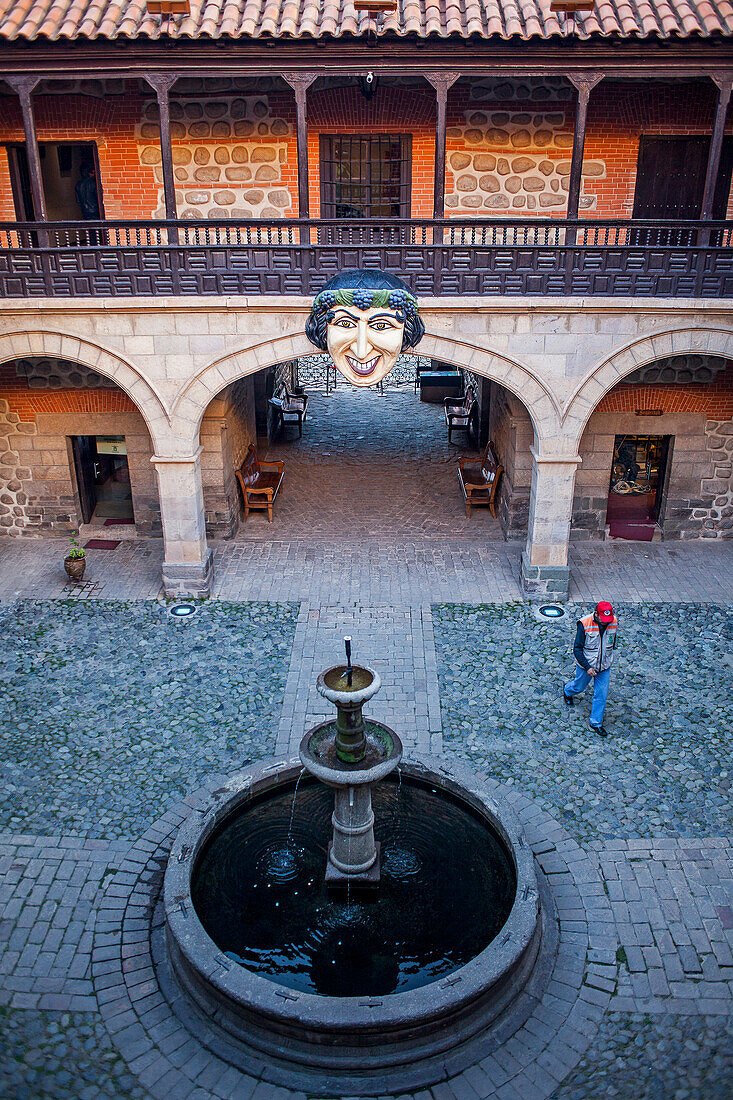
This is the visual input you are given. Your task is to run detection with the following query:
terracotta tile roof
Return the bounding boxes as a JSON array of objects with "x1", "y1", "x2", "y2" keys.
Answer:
[{"x1": 0, "y1": 0, "x2": 731, "y2": 42}]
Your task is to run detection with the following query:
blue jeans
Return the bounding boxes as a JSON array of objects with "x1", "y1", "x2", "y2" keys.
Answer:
[{"x1": 564, "y1": 665, "x2": 611, "y2": 728}]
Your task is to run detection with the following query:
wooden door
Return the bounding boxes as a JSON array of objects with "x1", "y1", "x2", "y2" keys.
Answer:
[{"x1": 633, "y1": 137, "x2": 710, "y2": 222}]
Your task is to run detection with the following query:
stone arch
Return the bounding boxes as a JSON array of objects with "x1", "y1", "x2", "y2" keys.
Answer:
[
  {"x1": 175, "y1": 329, "x2": 562, "y2": 453},
  {"x1": 0, "y1": 330, "x2": 171, "y2": 450},
  {"x1": 563, "y1": 326, "x2": 733, "y2": 448}
]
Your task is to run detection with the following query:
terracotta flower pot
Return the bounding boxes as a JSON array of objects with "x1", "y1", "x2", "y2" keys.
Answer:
[{"x1": 64, "y1": 554, "x2": 86, "y2": 582}]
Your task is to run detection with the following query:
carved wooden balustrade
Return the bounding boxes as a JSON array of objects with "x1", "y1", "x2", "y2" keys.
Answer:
[{"x1": 0, "y1": 217, "x2": 731, "y2": 298}]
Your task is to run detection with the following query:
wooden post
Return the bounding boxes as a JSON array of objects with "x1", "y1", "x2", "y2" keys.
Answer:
[
  {"x1": 561, "y1": 73, "x2": 603, "y2": 251},
  {"x1": 425, "y1": 72, "x2": 460, "y2": 227},
  {"x1": 282, "y1": 73, "x2": 317, "y2": 227},
  {"x1": 5, "y1": 75, "x2": 46, "y2": 222},
  {"x1": 701, "y1": 74, "x2": 733, "y2": 220},
  {"x1": 144, "y1": 73, "x2": 179, "y2": 238},
  {"x1": 566, "y1": 73, "x2": 604, "y2": 228}
]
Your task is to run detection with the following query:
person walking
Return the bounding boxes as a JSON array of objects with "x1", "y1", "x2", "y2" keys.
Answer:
[{"x1": 563, "y1": 601, "x2": 618, "y2": 737}]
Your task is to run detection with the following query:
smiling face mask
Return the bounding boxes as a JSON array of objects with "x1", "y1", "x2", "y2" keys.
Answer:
[
  {"x1": 305, "y1": 274, "x2": 425, "y2": 389},
  {"x1": 326, "y1": 305, "x2": 405, "y2": 387}
]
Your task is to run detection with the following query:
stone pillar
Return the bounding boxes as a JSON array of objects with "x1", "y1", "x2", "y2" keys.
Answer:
[
  {"x1": 151, "y1": 449, "x2": 213, "y2": 597},
  {"x1": 520, "y1": 448, "x2": 582, "y2": 601}
]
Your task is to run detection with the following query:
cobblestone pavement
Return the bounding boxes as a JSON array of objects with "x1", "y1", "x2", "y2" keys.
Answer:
[
  {"x1": 0, "y1": 600, "x2": 297, "y2": 840},
  {"x1": 1, "y1": 388, "x2": 732, "y2": 1098},
  {"x1": 433, "y1": 602, "x2": 732, "y2": 842}
]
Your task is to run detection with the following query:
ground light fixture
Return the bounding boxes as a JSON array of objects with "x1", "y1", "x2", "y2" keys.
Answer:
[
  {"x1": 169, "y1": 603, "x2": 197, "y2": 619},
  {"x1": 533, "y1": 603, "x2": 568, "y2": 623}
]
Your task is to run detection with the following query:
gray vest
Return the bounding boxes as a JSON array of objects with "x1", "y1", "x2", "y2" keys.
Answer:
[{"x1": 580, "y1": 613, "x2": 618, "y2": 672}]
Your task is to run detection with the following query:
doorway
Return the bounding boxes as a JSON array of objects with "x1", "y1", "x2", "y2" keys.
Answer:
[
  {"x1": 6, "y1": 142, "x2": 104, "y2": 230},
  {"x1": 71, "y1": 435, "x2": 134, "y2": 527},
  {"x1": 606, "y1": 434, "x2": 670, "y2": 541}
]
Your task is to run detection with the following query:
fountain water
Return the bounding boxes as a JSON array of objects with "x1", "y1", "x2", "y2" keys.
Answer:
[{"x1": 163, "y1": 648, "x2": 545, "y2": 1092}]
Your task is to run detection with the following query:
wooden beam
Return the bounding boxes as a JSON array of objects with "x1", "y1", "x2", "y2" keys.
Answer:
[
  {"x1": 566, "y1": 73, "x2": 604, "y2": 228},
  {"x1": 282, "y1": 73, "x2": 317, "y2": 220},
  {"x1": 701, "y1": 74, "x2": 733, "y2": 220},
  {"x1": 425, "y1": 72, "x2": 461, "y2": 223},
  {"x1": 144, "y1": 72, "x2": 179, "y2": 230},
  {"x1": 4, "y1": 75, "x2": 46, "y2": 221}
]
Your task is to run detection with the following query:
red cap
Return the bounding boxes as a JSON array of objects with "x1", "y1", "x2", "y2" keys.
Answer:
[{"x1": 596, "y1": 601, "x2": 614, "y2": 621}]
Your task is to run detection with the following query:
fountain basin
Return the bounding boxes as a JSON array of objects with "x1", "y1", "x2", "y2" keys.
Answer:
[{"x1": 164, "y1": 755, "x2": 542, "y2": 1091}]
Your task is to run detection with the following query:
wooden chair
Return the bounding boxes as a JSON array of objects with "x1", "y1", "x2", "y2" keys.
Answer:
[
  {"x1": 458, "y1": 440, "x2": 503, "y2": 518},
  {"x1": 235, "y1": 444, "x2": 284, "y2": 522},
  {"x1": 444, "y1": 384, "x2": 477, "y2": 444}
]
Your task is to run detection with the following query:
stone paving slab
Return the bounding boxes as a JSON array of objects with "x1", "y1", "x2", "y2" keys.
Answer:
[
  {"x1": 1, "y1": 535, "x2": 732, "y2": 608},
  {"x1": 275, "y1": 602, "x2": 442, "y2": 757}
]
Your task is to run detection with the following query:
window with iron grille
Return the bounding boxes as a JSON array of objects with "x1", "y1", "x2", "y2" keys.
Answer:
[{"x1": 319, "y1": 135, "x2": 412, "y2": 219}]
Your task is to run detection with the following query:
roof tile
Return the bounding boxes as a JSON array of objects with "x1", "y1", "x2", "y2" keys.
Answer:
[{"x1": 0, "y1": 0, "x2": 731, "y2": 42}]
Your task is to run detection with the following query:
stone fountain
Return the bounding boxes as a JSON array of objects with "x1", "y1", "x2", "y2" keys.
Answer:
[
  {"x1": 163, "y1": 643, "x2": 545, "y2": 1093},
  {"x1": 299, "y1": 637, "x2": 402, "y2": 884}
]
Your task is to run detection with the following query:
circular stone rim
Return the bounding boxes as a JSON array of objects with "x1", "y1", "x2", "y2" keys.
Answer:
[
  {"x1": 316, "y1": 663, "x2": 381, "y2": 707},
  {"x1": 299, "y1": 718, "x2": 403, "y2": 785},
  {"x1": 164, "y1": 754, "x2": 540, "y2": 1042}
]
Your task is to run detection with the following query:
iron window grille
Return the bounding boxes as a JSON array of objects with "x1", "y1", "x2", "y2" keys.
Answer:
[{"x1": 319, "y1": 134, "x2": 412, "y2": 244}]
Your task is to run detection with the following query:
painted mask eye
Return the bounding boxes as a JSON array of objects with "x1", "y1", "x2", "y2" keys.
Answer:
[
  {"x1": 369, "y1": 320, "x2": 396, "y2": 331},
  {"x1": 332, "y1": 318, "x2": 356, "y2": 329}
]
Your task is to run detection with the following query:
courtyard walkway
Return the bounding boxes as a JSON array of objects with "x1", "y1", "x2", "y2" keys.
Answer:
[{"x1": 0, "y1": 385, "x2": 731, "y2": 1100}]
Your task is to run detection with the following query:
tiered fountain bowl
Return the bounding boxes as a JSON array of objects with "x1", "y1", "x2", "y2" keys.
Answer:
[
  {"x1": 298, "y1": 662, "x2": 402, "y2": 884},
  {"x1": 163, "y1": 658, "x2": 545, "y2": 1093}
]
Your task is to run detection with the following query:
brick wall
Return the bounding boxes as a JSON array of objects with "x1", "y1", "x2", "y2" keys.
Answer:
[{"x1": 1, "y1": 77, "x2": 724, "y2": 223}]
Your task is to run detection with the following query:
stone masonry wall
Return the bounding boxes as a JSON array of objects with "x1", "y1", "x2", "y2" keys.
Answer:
[
  {"x1": 0, "y1": 400, "x2": 35, "y2": 535},
  {"x1": 137, "y1": 95, "x2": 293, "y2": 220},
  {"x1": 488, "y1": 382, "x2": 533, "y2": 538},
  {"x1": 200, "y1": 378, "x2": 257, "y2": 538},
  {"x1": 694, "y1": 420, "x2": 733, "y2": 539},
  {"x1": 446, "y1": 108, "x2": 603, "y2": 214}
]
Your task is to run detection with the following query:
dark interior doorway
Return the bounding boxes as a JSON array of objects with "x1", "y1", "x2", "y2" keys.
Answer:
[
  {"x1": 6, "y1": 141, "x2": 104, "y2": 225},
  {"x1": 632, "y1": 135, "x2": 733, "y2": 243},
  {"x1": 71, "y1": 435, "x2": 133, "y2": 527},
  {"x1": 606, "y1": 434, "x2": 670, "y2": 541}
]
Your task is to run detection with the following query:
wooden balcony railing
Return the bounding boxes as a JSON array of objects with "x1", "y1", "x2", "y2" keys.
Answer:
[{"x1": 0, "y1": 217, "x2": 731, "y2": 299}]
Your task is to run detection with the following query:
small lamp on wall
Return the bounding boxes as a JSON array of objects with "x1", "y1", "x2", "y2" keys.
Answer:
[{"x1": 360, "y1": 71, "x2": 379, "y2": 101}]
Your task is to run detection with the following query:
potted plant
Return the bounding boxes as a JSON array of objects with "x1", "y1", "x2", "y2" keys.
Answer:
[{"x1": 64, "y1": 531, "x2": 86, "y2": 581}]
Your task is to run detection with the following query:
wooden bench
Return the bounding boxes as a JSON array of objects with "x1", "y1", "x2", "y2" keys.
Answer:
[
  {"x1": 269, "y1": 385, "x2": 308, "y2": 438},
  {"x1": 235, "y1": 444, "x2": 284, "y2": 522},
  {"x1": 458, "y1": 440, "x2": 503, "y2": 518},
  {"x1": 444, "y1": 384, "x2": 477, "y2": 444}
]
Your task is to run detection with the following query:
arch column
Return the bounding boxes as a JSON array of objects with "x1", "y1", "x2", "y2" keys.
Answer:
[
  {"x1": 520, "y1": 447, "x2": 582, "y2": 601},
  {"x1": 151, "y1": 448, "x2": 213, "y2": 598}
]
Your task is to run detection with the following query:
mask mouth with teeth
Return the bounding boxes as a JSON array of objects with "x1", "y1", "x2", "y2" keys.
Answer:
[{"x1": 305, "y1": 270, "x2": 425, "y2": 388}]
